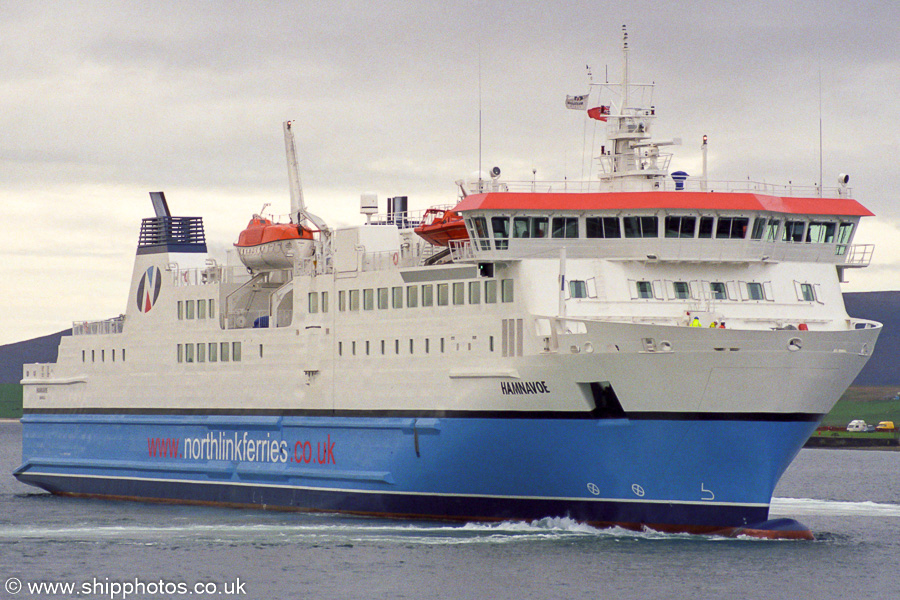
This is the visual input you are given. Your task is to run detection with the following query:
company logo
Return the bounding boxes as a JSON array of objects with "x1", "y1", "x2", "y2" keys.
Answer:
[{"x1": 136, "y1": 266, "x2": 162, "y2": 313}]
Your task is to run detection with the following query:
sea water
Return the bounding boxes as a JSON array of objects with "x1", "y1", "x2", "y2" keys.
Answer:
[{"x1": 1, "y1": 420, "x2": 898, "y2": 600}]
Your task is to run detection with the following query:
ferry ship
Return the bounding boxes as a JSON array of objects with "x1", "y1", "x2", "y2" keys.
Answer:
[{"x1": 16, "y1": 39, "x2": 881, "y2": 539}]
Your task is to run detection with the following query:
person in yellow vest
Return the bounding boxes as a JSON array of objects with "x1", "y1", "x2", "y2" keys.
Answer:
[
  {"x1": 709, "y1": 320, "x2": 718, "y2": 328},
  {"x1": 690, "y1": 316, "x2": 702, "y2": 327}
]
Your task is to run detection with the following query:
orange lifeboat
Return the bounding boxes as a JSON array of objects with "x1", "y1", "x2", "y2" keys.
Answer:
[
  {"x1": 413, "y1": 208, "x2": 469, "y2": 246},
  {"x1": 235, "y1": 216, "x2": 314, "y2": 271}
]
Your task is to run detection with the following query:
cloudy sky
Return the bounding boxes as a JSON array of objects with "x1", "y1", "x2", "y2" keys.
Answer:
[{"x1": 2, "y1": 1, "x2": 898, "y2": 345}]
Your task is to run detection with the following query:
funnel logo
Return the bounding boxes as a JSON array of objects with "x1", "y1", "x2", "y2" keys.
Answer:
[{"x1": 136, "y1": 266, "x2": 162, "y2": 313}]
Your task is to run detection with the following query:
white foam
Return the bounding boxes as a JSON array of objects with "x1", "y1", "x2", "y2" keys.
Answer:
[{"x1": 771, "y1": 497, "x2": 900, "y2": 518}]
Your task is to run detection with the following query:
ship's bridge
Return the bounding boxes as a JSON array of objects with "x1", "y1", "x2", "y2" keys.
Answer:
[{"x1": 450, "y1": 191, "x2": 874, "y2": 269}]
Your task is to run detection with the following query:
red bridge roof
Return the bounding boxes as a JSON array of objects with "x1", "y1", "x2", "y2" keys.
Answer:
[{"x1": 454, "y1": 191, "x2": 874, "y2": 217}]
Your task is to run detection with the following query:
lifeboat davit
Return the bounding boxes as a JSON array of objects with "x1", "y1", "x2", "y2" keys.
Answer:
[
  {"x1": 413, "y1": 207, "x2": 468, "y2": 246},
  {"x1": 234, "y1": 216, "x2": 314, "y2": 271}
]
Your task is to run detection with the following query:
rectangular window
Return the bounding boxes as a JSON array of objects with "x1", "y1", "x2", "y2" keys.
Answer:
[
  {"x1": 623, "y1": 216, "x2": 658, "y2": 238},
  {"x1": 392, "y1": 287, "x2": 403, "y2": 309},
  {"x1": 406, "y1": 286, "x2": 418, "y2": 308},
  {"x1": 197, "y1": 343, "x2": 206, "y2": 363},
  {"x1": 186, "y1": 300, "x2": 195, "y2": 319},
  {"x1": 177, "y1": 344, "x2": 183, "y2": 363},
  {"x1": 512, "y1": 217, "x2": 530, "y2": 238},
  {"x1": 112, "y1": 349, "x2": 116, "y2": 362},
  {"x1": 468, "y1": 281, "x2": 481, "y2": 304},
  {"x1": 321, "y1": 291, "x2": 328, "y2": 313},
  {"x1": 198, "y1": 299, "x2": 207, "y2": 319},
  {"x1": 338, "y1": 290, "x2": 347, "y2": 312},
  {"x1": 501, "y1": 279, "x2": 514, "y2": 303},
  {"x1": 837, "y1": 222, "x2": 854, "y2": 244},
  {"x1": 673, "y1": 281, "x2": 690, "y2": 299},
  {"x1": 366, "y1": 340, "x2": 370, "y2": 355},
  {"x1": 491, "y1": 217, "x2": 510, "y2": 250},
  {"x1": 208, "y1": 299, "x2": 215, "y2": 318},
  {"x1": 716, "y1": 217, "x2": 749, "y2": 239},
  {"x1": 765, "y1": 219, "x2": 781, "y2": 242},
  {"x1": 101, "y1": 349, "x2": 105, "y2": 362},
  {"x1": 232, "y1": 341, "x2": 242, "y2": 362},
  {"x1": 531, "y1": 217, "x2": 549, "y2": 238},
  {"x1": 698, "y1": 216, "x2": 715, "y2": 238},
  {"x1": 363, "y1": 289, "x2": 374, "y2": 310},
  {"x1": 637, "y1": 281, "x2": 653, "y2": 299},
  {"x1": 437, "y1": 283, "x2": 449, "y2": 306},
  {"x1": 551, "y1": 217, "x2": 579, "y2": 238},
  {"x1": 409, "y1": 339, "x2": 415, "y2": 354},
  {"x1": 377, "y1": 287, "x2": 389, "y2": 309},
  {"x1": 452, "y1": 282, "x2": 465, "y2": 305},
  {"x1": 471, "y1": 216, "x2": 491, "y2": 250},
  {"x1": 710, "y1": 282, "x2": 728, "y2": 300},
  {"x1": 220, "y1": 342, "x2": 229, "y2": 362},
  {"x1": 338, "y1": 341, "x2": 342, "y2": 356},
  {"x1": 380, "y1": 340, "x2": 385, "y2": 355},
  {"x1": 351, "y1": 341, "x2": 356, "y2": 356},
  {"x1": 485, "y1": 280, "x2": 498, "y2": 303},
  {"x1": 185, "y1": 343, "x2": 194, "y2": 363},
  {"x1": 664, "y1": 216, "x2": 696, "y2": 238},
  {"x1": 308, "y1": 292, "x2": 319, "y2": 313},
  {"x1": 208, "y1": 342, "x2": 217, "y2": 362},
  {"x1": 177, "y1": 301, "x2": 184, "y2": 320},
  {"x1": 395, "y1": 339, "x2": 400, "y2": 354},
  {"x1": 783, "y1": 221, "x2": 806, "y2": 243},
  {"x1": 425, "y1": 338, "x2": 430, "y2": 353},
  {"x1": 586, "y1": 216, "x2": 621, "y2": 238},
  {"x1": 747, "y1": 282, "x2": 765, "y2": 300},
  {"x1": 750, "y1": 217, "x2": 767, "y2": 240},
  {"x1": 800, "y1": 283, "x2": 816, "y2": 302},
  {"x1": 807, "y1": 222, "x2": 836, "y2": 244},
  {"x1": 349, "y1": 289, "x2": 360, "y2": 311},
  {"x1": 569, "y1": 280, "x2": 587, "y2": 298},
  {"x1": 421, "y1": 284, "x2": 434, "y2": 307}
]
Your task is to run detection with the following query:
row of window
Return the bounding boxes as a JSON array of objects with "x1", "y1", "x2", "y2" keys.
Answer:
[
  {"x1": 177, "y1": 341, "x2": 242, "y2": 364},
  {"x1": 81, "y1": 348, "x2": 126, "y2": 363},
  {"x1": 629, "y1": 279, "x2": 819, "y2": 303},
  {"x1": 307, "y1": 280, "x2": 515, "y2": 314},
  {"x1": 177, "y1": 298, "x2": 216, "y2": 320},
  {"x1": 466, "y1": 215, "x2": 855, "y2": 248},
  {"x1": 338, "y1": 336, "x2": 491, "y2": 357}
]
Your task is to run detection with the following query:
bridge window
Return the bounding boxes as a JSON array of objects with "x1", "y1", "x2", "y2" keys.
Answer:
[
  {"x1": 471, "y1": 216, "x2": 491, "y2": 250},
  {"x1": 837, "y1": 222, "x2": 854, "y2": 244},
  {"x1": 623, "y1": 216, "x2": 658, "y2": 238},
  {"x1": 716, "y1": 217, "x2": 749, "y2": 239},
  {"x1": 664, "y1": 216, "x2": 696, "y2": 238},
  {"x1": 586, "y1": 217, "x2": 621, "y2": 238},
  {"x1": 765, "y1": 219, "x2": 781, "y2": 241},
  {"x1": 552, "y1": 217, "x2": 579, "y2": 239},
  {"x1": 491, "y1": 217, "x2": 510, "y2": 250},
  {"x1": 750, "y1": 217, "x2": 767, "y2": 240},
  {"x1": 673, "y1": 281, "x2": 690, "y2": 299},
  {"x1": 698, "y1": 216, "x2": 715, "y2": 238},
  {"x1": 783, "y1": 221, "x2": 806, "y2": 243},
  {"x1": 807, "y1": 222, "x2": 836, "y2": 243}
]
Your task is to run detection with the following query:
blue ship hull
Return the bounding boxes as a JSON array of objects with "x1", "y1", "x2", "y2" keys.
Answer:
[{"x1": 15, "y1": 412, "x2": 819, "y2": 536}]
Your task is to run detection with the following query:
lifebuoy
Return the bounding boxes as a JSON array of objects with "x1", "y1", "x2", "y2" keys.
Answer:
[{"x1": 392, "y1": 252, "x2": 399, "y2": 265}]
